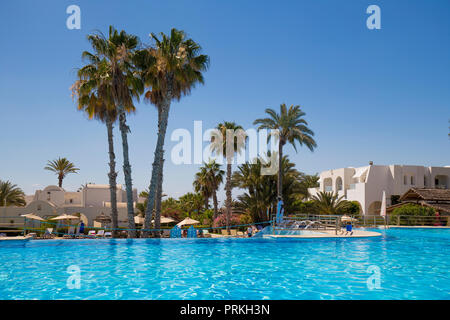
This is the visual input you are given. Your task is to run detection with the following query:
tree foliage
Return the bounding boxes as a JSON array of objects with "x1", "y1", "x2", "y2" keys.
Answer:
[{"x1": 0, "y1": 180, "x2": 26, "y2": 207}]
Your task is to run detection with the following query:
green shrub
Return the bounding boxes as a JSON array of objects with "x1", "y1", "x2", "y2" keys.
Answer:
[
  {"x1": 390, "y1": 204, "x2": 436, "y2": 225},
  {"x1": 340, "y1": 201, "x2": 361, "y2": 216},
  {"x1": 294, "y1": 200, "x2": 317, "y2": 214},
  {"x1": 391, "y1": 204, "x2": 435, "y2": 217}
]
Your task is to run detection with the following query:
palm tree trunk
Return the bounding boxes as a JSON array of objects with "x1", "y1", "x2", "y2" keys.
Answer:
[
  {"x1": 153, "y1": 160, "x2": 164, "y2": 238},
  {"x1": 278, "y1": 142, "x2": 283, "y2": 199},
  {"x1": 225, "y1": 163, "x2": 232, "y2": 232},
  {"x1": 106, "y1": 119, "x2": 119, "y2": 238},
  {"x1": 143, "y1": 101, "x2": 170, "y2": 238},
  {"x1": 204, "y1": 196, "x2": 209, "y2": 211},
  {"x1": 212, "y1": 190, "x2": 218, "y2": 219},
  {"x1": 58, "y1": 175, "x2": 63, "y2": 188},
  {"x1": 118, "y1": 107, "x2": 136, "y2": 238}
]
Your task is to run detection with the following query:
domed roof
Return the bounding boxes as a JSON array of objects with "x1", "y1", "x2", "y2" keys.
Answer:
[{"x1": 43, "y1": 185, "x2": 65, "y2": 192}]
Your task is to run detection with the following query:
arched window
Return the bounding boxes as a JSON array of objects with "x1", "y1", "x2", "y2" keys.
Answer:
[
  {"x1": 404, "y1": 175, "x2": 408, "y2": 185},
  {"x1": 323, "y1": 178, "x2": 332, "y2": 192},
  {"x1": 411, "y1": 176, "x2": 415, "y2": 185},
  {"x1": 335, "y1": 177, "x2": 343, "y2": 191}
]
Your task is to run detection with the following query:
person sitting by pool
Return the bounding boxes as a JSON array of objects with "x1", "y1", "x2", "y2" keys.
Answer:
[
  {"x1": 345, "y1": 221, "x2": 353, "y2": 236},
  {"x1": 247, "y1": 226, "x2": 253, "y2": 237}
]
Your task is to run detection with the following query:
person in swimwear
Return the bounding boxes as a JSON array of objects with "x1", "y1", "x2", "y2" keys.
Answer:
[{"x1": 345, "y1": 221, "x2": 353, "y2": 236}]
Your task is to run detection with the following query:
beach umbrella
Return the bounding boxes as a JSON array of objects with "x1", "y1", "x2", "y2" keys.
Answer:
[
  {"x1": 341, "y1": 215, "x2": 357, "y2": 222},
  {"x1": 152, "y1": 216, "x2": 175, "y2": 224},
  {"x1": 161, "y1": 216, "x2": 175, "y2": 224},
  {"x1": 380, "y1": 190, "x2": 386, "y2": 217},
  {"x1": 177, "y1": 217, "x2": 200, "y2": 227},
  {"x1": 380, "y1": 190, "x2": 387, "y2": 229},
  {"x1": 51, "y1": 214, "x2": 79, "y2": 220},
  {"x1": 51, "y1": 214, "x2": 80, "y2": 231},
  {"x1": 21, "y1": 213, "x2": 45, "y2": 221}
]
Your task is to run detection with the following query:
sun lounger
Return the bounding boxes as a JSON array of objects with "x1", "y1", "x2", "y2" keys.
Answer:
[
  {"x1": 230, "y1": 229, "x2": 237, "y2": 236},
  {"x1": 162, "y1": 229, "x2": 170, "y2": 238},
  {"x1": 43, "y1": 228, "x2": 54, "y2": 239},
  {"x1": 96, "y1": 230, "x2": 105, "y2": 238},
  {"x1": 88, "y1": 230, "x2": 96, "y2": 238},
  {"x1": 221, "y1": 229, "x2": 229, "y2": 236},
  {"x1": 104, "y1": 231, "x2": 112, "y2": 238},
  {"x1": 237, "y1": 231, "x2": 244, "y2": 237},
  {"x1": 26, "y1": 232, "x2": 37, "y2": 239}
]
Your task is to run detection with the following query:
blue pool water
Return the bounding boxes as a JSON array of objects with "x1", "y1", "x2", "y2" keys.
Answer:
[{"x1": 0, "y1": 228, "x2": 449, "y2": 300}]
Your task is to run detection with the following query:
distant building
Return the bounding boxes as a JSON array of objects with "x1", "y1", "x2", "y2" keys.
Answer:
[
  {"x1": 308, "y1": 164, "x2": 450, "y2": 215},
  {"x1": 387, "y1": 188, "x2": 450, "y2": 215},
  {"x1": 0, "y1": 184, "x2": 138, "y2": 227}
]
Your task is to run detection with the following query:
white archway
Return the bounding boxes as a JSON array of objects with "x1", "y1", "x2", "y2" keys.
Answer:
[{"x1": 368, "y1": 201, "x2": 382, "y2": 215}]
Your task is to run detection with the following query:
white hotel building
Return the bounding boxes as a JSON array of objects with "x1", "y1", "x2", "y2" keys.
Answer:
[
  {"x1": 0, "y1": 184, "x2": 138, "y2": 227},
  {"x1": 307, "y1": 164, "x2": 450, "y2": 215}
]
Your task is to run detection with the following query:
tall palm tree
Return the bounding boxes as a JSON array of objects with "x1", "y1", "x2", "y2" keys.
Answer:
[
  {"x1": 0, "y1": 180, "x2": 26, "y2": 207},
  {"x1": 73, "y1": 59, "x2": 120, "y2": 238},
  {"x1": 311, "y1": 191, "x2": 350, "y2": 215},
  {"x1": 211, "y1": 122, "x2": 246, "y2": 231},
  {"x1": 138, "y1": 29, "x2": 209, "y2": 237},
  {"x1": 193, "y1": 161, "x2": 224, "y2": 217},
  {"x1": 80, "y1": 26, "x2": 144, "y2": 237},
  {"x1": 254, "y1": 104, "x2": 317, "y2": 199},
  {"x1": 44, "y1": 158, "x2": 79, "y2": 188}
]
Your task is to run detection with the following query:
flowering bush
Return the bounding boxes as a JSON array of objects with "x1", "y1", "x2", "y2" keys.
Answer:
[{"x1": 212, "y1": 214, "x2": 241, "y2": 228}]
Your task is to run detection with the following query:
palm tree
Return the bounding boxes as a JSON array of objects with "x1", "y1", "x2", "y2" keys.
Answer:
[
  {"x1": 0, "y1": 180, "x2": 26, "y2": 207},
  {"x1": 80, "y1": 26, "x2": 144, "y2": 237},
  {"x1": 73, "y1": 59, "x2": 120, "y2": 237},
  {"x1": 254, "y1": 104, "x2": 317, "y2": 200},
  {"x1": 44, "y1": 158, "x2": 79, "y2": 188},
  {"x1": 211, "y1": 122, "x2": 246, "y2": 231},
  {"x1": 297, "y1": 174, "x2": 320, "y2": 200},
  {"x1": 310, "y1": 191, "x2": 350, "y2": 215},
  {"x1": 233, "y1": 153, "x2": 301, "y2": 222},
  {"x1": 138, "y1": 29, "x2": 209, "y2": 237},
  {"x1": 178, "y1": 192, "x2": 204, "y2": 217},
  {"x1": 193, "y1": 168, "x2": 212, "y2": 211},
  {"x1": 193, "y1": 161, "x2": 224, "y2": 217}
]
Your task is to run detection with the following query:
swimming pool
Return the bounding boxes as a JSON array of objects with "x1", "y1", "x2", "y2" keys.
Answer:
[{"x1": 0, "y1": 228, "x2": 449, "y2": 299}]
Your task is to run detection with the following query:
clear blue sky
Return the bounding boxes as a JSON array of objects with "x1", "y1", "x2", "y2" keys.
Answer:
[{"x1": 0, "y1": 0, "x2": 449, "y2": 203}]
